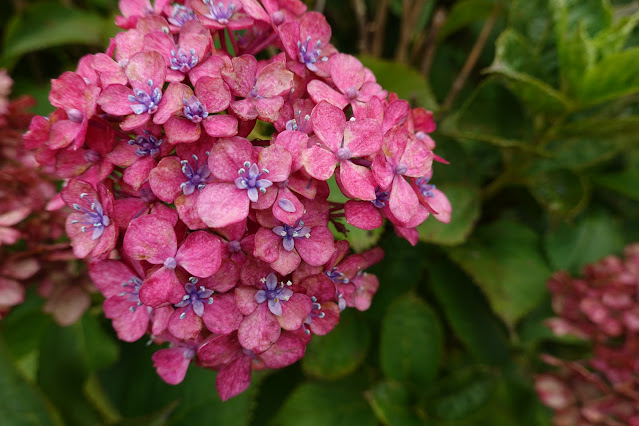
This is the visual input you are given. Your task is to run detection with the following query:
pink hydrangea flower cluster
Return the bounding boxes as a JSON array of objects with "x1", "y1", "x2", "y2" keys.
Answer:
[
  {"x1": 24, "y1": 0, "x2": 451, "y2": 400},
  {"x1": 0, "y1": 70, "x2": 94, "y2": 324},
  {"x1": 536, "y1": 244, "x2": 639, "y2": 425}
]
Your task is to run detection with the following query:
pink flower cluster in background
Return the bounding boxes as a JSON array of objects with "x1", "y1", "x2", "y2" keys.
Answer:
[
  {"x1": 24, "y1": 0, "x2": 451, "y2": 400},
  {"x1": 0, "y1": 70, "x2": 94, "y2": 324},
  {"x1": 536, "y1": 244, "x2": 639, "y2": 425}
]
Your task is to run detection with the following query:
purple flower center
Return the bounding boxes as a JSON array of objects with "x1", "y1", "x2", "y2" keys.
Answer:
[
  {"x1": 204, "y1": 0, "x2": 236, "y2": 24},
  {"x1": 345, "y1": 87, "x2": 359, "y2": 100},
  {"x1": 83, "y1": 149, "x2": 101, "y2": 164},
  {"x1": 415, "y1": 176, "x2": 436, "y2": 198},
  {"x1": 168, "y1": 4, "x2": 196, "y2": 27},
  {"x1": 175, "y1": 277, "x2": 214, "y2": 318},
  {"x1": 336, "y1": 147, "x2": 352, "y2": 161},
  {"x1": 129, "y1": 131, "x2": 163, "y2": 157},
  {"x1": 170, "y1": 48, "x2": 199, "y2": 73},
  {"x1": 67, "y1": 108, "x2": 84, "y2": 123},
  {"x1": 235, "y1": 161, "x2": 273, "y2": 202},
  {"x1": 183, "y1": 95, "x2": 208, "y2": 123},
  {"x1": 272, "y1": 10, "x2": 285, "y2": 25},
  {"x1": 71, "y1": 193, "x2": 111, "y2": 240},
  {"x1": 325, "y1": 267, "x2": 349, "y2": 284},
  {"x1": 228, "y1": 240, "x2": 242, "y2": 253},
  {"x1": 395, "y1": 163, "x2": 408, "y2": 175},
  {"x1": 285, "y1": 110, "x2": 311, "y2": 133},
  {"x1": 297, "y1": 36, "x2": 327, "y2": 72},
  {"x1": 181, "y1": 154, "x2": 212, "y2": 195},
  {"x1": 119, "y1": 277, "x2": 143, "y2": 312},
  {"x1": 272, "y1": 220, "x2": 311, "y2": 252},
  {"x1": 255, "y1": 273, "x2": 293, "y2": 316},
  {"x1": 372, "y1": 187, "x2": 390, "y2": 208},
  {"x1": 164, "y1": 257, "x2": 177, "y2": 270},
  {"x1": 128, "y1": 80, "x2": 162, "y2": 115}
]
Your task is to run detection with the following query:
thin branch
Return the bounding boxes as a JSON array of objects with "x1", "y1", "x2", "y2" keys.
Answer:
[
  {"x1": 351, "y1": 0, "x2": 369, "y2": 54},
  {"x1": 371, "y1": 0, "x2": 389, "y2": 57},
  {"x1": 420, "y1": 7, "x2": 447, "y2": 76},
  {"x1": 440, "y1": 2, "x2": 501, "y2": 114}
]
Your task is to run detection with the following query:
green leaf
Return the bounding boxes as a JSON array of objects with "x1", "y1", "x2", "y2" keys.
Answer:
[
  {"x1": 438, "y1": 0, "x2": 496, "y2": 41},
  {"x1": 425, "y1": 367, "x2": 498, "y2": 421},
  {"x1": 418, "y1": 183, "x2": 480, "y2": 246},
  {"x1": 445, "y1": 220, "x2": 552, "y2": 327},
  {"x1": 365, "y1": 381, "x2": 422, "y2": 426},
  {"x1": 524, "y1": 169, "x2": 589, "y2": 218},
  {"x1": 507, "y1": 0, "x2": 553, "y2": 47},
  {"x1": 2, "y1": 2, "x2": 109, "y2": 67},
  {"x1": 428, "y1": 257, "x2": 510, "y2": 365},
  {"x1": 487, "y1": 30, "x2": 572, "y2": 114},
  {"x1": 544, "y1": 209, "x2": 623, "y2": 274},
  {"x1": 557, "y1": 116, "x2": 639, "y2": 139},
  {"x1": 591, "y1": 11, "x2": 639, "y2": 58},
  {"x1": 0, "y1": 339, "x2": 62, "y2": 426},
  {"x1": 538, "y1": 137, "x2": 630, "y2": 171},
  {"x1": 359, "y1": 56, "x2": 438, "y2": 110},
  {"x1": 579, "y1": 46, "x2": 639, "y2": 104},
  {"x1": 81, "y1": 314, "x2": 120, "y2": 371},
  {"x1": 302, "y1": 310, "x2": 371, "y2": 380},
  {"x1": 271, "y1": 381, "x2": 377, "y2": 426},
  {"x1": 380, "y1": 295, "x2": 443, "y2": 387},
  {"x1": 593, "y1": 169, "x2": 639, "y2": 201}
]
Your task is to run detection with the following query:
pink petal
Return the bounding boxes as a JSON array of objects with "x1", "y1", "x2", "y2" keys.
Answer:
[
  {"x1": 294, "y1": 226, "x2": 335, "y2": 266},
  {"x1": 176, "y1": 231, "x2": 222, "y2": 277},
  {"x1": 164, "y1": 116, "x2": 201, "y2": 144},
  {"x1": 202, "y1": 114, "x2": 239, "y2": 137},
  {"x1": 222, "y1": 55, "x2": 257, "y2": 97},
  {"x1": 198, "y1": 183, "x2": 250, "y2": 228},
  {"x1": 89, "y1": 260, "x2": 138, "y2": 298},
  {"x1": 175, "y1": 194, "x2": 208, "y2": 230},
  {"x1": 202, "y1": 292, "x2": 244, "y2": 334},
  {"x1": 152, "y1": 347, "x2": 191, "y2": 385},
  {"x1": 208, "y1": 137, "x2": 256, "y2": 182},
  {"x1": 307, "y1": 80, "x2": 348, "y2": 110},
  {"x1": 139, "y1": 267, "x2": 185, "y2": 307},
  {"x1": 237, "y1": 303, "x2": 281, "y2": 353},
  {"x1": 271, "y1": 244, "x2": 301, "y2": 276},
  {"x1": 123, "y1": 215, "x2": 177, "y2": 263},
  {"x1": 154, "y1": 82, "x2": 192, "y2": 125},
  {"x1": 149, "y1": 156, "x2": 184, "y2": 203},
  {"x1": 168, "y1": 308, "x2": 203, "y2": 340},
  {"x1": 302, "y1": 145, "x2": 337, "y2": 181},
  {"x1": 338, "y1": 160, "x2": 377, "y2": 200},
  {"x1": 344, "y1": 118, "x2": 382, "y2": 157},
  {"x1": 103, "y1": 295, "x2": 150, "y2": 342},
  {"x1": 258, "y1": 144, "x2": 292, "y2": 183},
  {"x1": 256, "y1": 62, "x2": 293, "y2": 97},
  {"x1": 97, "y1": 84, "x2": 134, "y2": 115},
  {"x1": 259, "y1": 331, "x2": 306, "y2": 368},
  {"x1": 254, "y1": 227, "x2": 281, "y2": 263},
  {"x1": 278, "y1": 293, "x2": 312, "y2": 330},
  {"x1": 329, "y1": 53, "x2": 365, "y2": 94},
  {"x1": 235, "y1": 286, "x2": 259, "y2": 316},
  {"x1": 125, "y1": 51, "x2": 166, "y2": 92},
  {"x1": 216, "y1": 354, "x2": 252, "y2": 401},
  {"x1": 254, "y1": 96, "x2": 284, "y2": 122},
  {"x1": 310, "y1": 100, "x2": 346, "y2": 153},
  {"x1": 344, "y1": 200, "x2": 383, "y2": 230},
  {"x1": 195, "y1": 76, "x2": 231, "y2": 113},
  {"x1": 389, "y1": 176, "x2": 418, "y2": 224}
]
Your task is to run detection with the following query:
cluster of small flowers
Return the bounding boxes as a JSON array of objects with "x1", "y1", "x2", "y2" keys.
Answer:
[
  {"x1": 536, "y1": 244, "x2": 639, "y2": 425},
  {"x1": 24, "y1": 0, "x2": 451, "y2": 400},
  {"x1": 0, "y1": 70, "x2": 94, "y2": 324}
]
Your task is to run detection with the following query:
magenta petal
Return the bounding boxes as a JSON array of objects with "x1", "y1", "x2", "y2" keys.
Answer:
[
  {"x1": 302, "y1": 145, "x2": 337, "y2": 181},
  {"x1": 344, "y1": 200, "x2": 383, "y2": 230},
  {"x1": 175, "y1": 231, "x2": 222, "y2": 277},
  {"x1": 271, "y1": 245, "x2": 301, "y2": 276},
  {"x1": 198, "y1": 183, "x2": 250, "y2": 228},
  {"x1": 307, "y1": 80, "x2": 348, "y2": 110},
  {"x1": 254, "y1": 227, "x2": 281, "y2": 263},
  {"x1": 254, "y1": 96, "x2": 284, "y2": 122},
  {"x1": 89, "y1": 260, "x2": 138, "y2": 298},
  {"x1": 168, "y1": 308, "x2": 203, "y2": 340},
  {"x1": 151, "y1": 306, "x2": 172, "y2": 336},
  {"x1": 222, "y1": 55, "x2": 257, "y2": 96},
  {"x1": 98, "y1": 85, "x2": 134, "y2": 115},
  {"x1": 154, "y1": 82, "x2": 192, "y2": 124},
  {"x1": 235, "y1": 286, "x2": 259, "y2": 316},
  {"x1": 273, "y1": 188, "x2": 304, "y2": 226},
  {"x1": 175, "y1": 194, "x2": 208, "y2": 230},
  {"x1": 230, "y1": 98, "x2": 258, "y2": 121},
  {"x1": 125, "y1": 51, "x2": 166, "y2": 92},
  {"x1": 330, "y1": 53, "x2": 365, "y2": 95},
  {"x1": 103, "y1": 296, "x2": 150, "y2": 342},
  {"x1": 216, "y1": 354, "x2": 252, "y2": 401},
  {"x1": 294, "y1": 226, "x2": 335, "y2": 266},
  {"x1": 139, "y1": 267, "x2": 185, "y2": 307},
  {"x1": 310, "y1": 302, "x2": 340, "y2": 335},
  {"x1": 164, "y1": 116, "x2": 201, "y2": 144},
  {"x1": 425, "y1": 188, "x2": 452, "y2": 223},
  {"x1": 122, "y1": 156, "x2": 154, "y2": 190},
  {"x1": 258, "y1": 144, "x2": 292, "y2": 183},
  {"x1": 389, "y1": 176, "x2": 419, "y2": 224},
  {"x1": 208, "y1": 137, "x2": 256, "y2": 181},
  {"x1": 237, "y1": 303, "x2": 281, "y2": 353},
  {"x1": 202, "y1": 114, "x2": 238, "y2": 137},
  {"x1": 278, "y1": 293, "x2": 312, "y2": 330},
  {"x1": 259, "y1": 331, "x2": 306, "y2": 368},
  {"x1": 371, "y1": 153, "x2": 394, "y2": 190},
  {"x1": 202, "y1": 292, "x2": 244, "y2": 334},
  {"x1": 198, "y1": 333, "x2": 242, "y2": 367},
  {"x1": 344, "y1": 118, "x2": 382, "y2": 157},
  {"x1": 123, "y1": 215, "x2": 177, "y2": 263},
  {"x1": 152, "y1": 347, "x2": 191, "y2": 385},
  {"x1": 310, "y1": 101, "x2": 346, "y2": 152},
  {"x1": 338, "y1": 160, "x2": 377, "y2": 200},
  {"x1": 195, "y1": 76, "x2": 231, "y2": 113},
  {"x1": 201, "y1": 259, "x2": 240, "y2": 293}
]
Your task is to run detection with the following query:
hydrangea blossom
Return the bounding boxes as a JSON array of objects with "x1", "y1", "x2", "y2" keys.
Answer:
[{"x1": 24, "y1": 0, "x2": 452, "y2": 401}]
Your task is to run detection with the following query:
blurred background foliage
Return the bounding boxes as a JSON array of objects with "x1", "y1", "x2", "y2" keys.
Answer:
[{"x1": 2, "y1": 0, "x2": 639, "y2": 424}]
